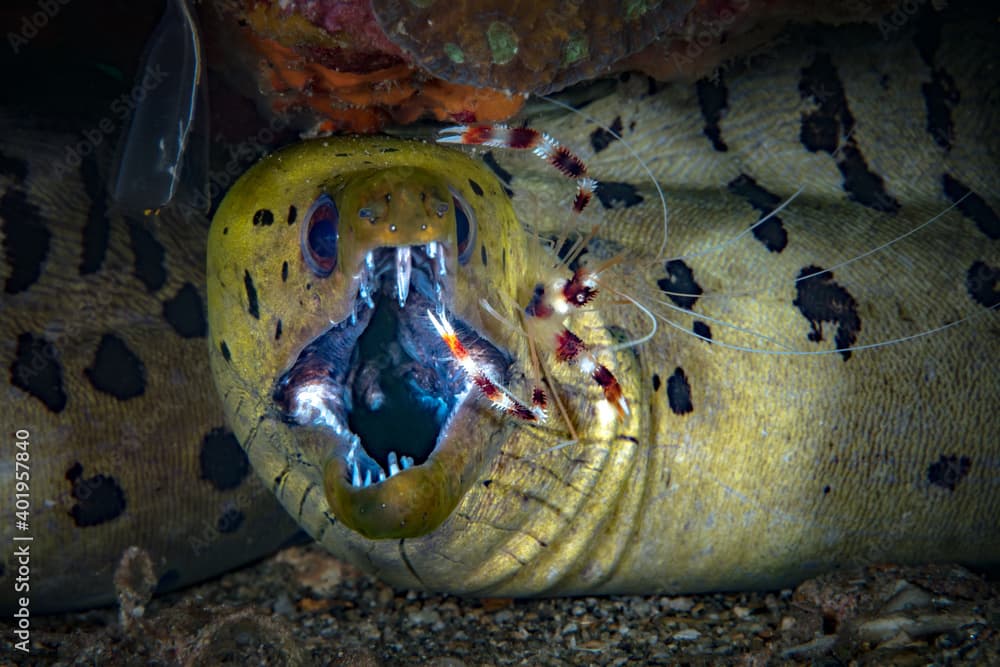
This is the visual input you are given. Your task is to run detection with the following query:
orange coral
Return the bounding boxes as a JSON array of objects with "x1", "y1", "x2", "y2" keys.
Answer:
[{"x1": 206, "y1": 2, "x2": 525, "y2": 134}]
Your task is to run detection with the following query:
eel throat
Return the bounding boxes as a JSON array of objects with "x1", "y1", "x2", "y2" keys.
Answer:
[{"x1": 274, "y1": 226, "x2": 509, "y2": 538}]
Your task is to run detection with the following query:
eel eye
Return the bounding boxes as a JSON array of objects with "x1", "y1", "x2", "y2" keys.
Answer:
[
  {"x1": 302, "y1": 194, "x2": 339, "y2": 277},
  {"x1": 450, "y1": 189, "x2": 476, "y2": 266}
]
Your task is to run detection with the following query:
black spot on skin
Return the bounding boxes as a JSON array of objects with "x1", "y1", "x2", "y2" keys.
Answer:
[
  {"x1": 199, "y1": 427, "x2": 250, "y2": 491},
  {"x1": 0, "y1": 561, "x2": 5, "y2": 577},
  {"x1": 590, "y1": 116, "x2": 623, "y2": 153},
  {"x1": 657, "y1": 260, "x2": 703, "y2": 310},
  {"x1": 126, "y1": 217, "x2": 166, "y2": 292},
  {"x1": 596, "y1": 182, "x2": 644, "y2": 210},
  {"x1": 927, "y1": 454, "x2": 971, "y2": 491},
  {"x1": 273, "y1": 469, "x2": 290, "y2": 493},
  {"x1": 65, "y1": 463, "x2": 126, "y2": 527},
  {"x1": 692, "y1": 320, "x2": 712, "y2": 342},
  {"x1": 482, "y1": 479, "x2": 493, "y2": 488},
  {"x1": 943, "y1": 174, "x2": 999, "y2": 240},
  {"x1": 696, "y1": 76, "x2": 728, "y2": 152},
  {"x1": 220, "y1": 340, "x2": 231, "y2": 362},
  {"x1": 1, "y1": 188, "x2": 50, "y2": 294},
  {"x1": 728, "y1": 173, "x2": 781, "y2": 209},
  {"x1": 793, "y1": 266, "x2": 861, "y2": 361},
  {"x1": 550, "y1": 235, "x2": 590, "y2": 272},
  {"x1": 216, "y1": 507, "x2": 245, "y2": 533},
  {"x1": 85, "y1": 334, "x2": 146, "y2": 399},
  {"x1": 823, "y1": 485, "x2": 831, "y2": 495},
  {"x1": 480, "y1": 244, "x2": 487, "y2": 266},
  {"x1": 0, "y1": 149, "x2": 28, "y2": 182},
  {"x1": 482, "y1": 152, "x2": 513, "y2": 187},
  {"x1": 652, "y1": 373, "x2": 661, "y2": 392},
  {"x1": 155, "y1": 569, "x2": 180, "y2": 593},
  {"x1": 281, "y1": 260, "x2": 289, "y2": 282},
  {"x1": 666, "y1": 367, "x2": 693, "y2": 415},
  {"x1": 287, "y1": 205, "x2": 297, "y2": 225},
  {"x1": 10, "y1": 332, "x2": 66, "y2": 412},
  {"x1": 727, "y1": 174, "x2": 788, "y2": 252},
  {"x1": 798, "y1": 53, "x2": 900, "y2": 214},
  {"x1": 275, "y1": 319, "x2": 283, "y2": 340},
  {"x1": 923, "y1": 68, "x2": 959, "y2": 150},
  {"x1": 79, "y1": 156, "x2": 111, "y2": 274},
  {"x1": 162, "y1": 282, "x2": 206, "y2": 338},
  {"x1": 839, "y1": 145, "x2": 901, "y2": 214},
  {"x1": 966, "y1": 261, "x2": 999, "y2": 309},
  {"x1": 223, "y1": 227, "x2": 228, "y2": 235},
  {"x1": 244, "y1": 270, "x2": 260, "y2": 319},
  {"x1": 252, "y1": 208, "x2": 275, "y2": 226},
  {"x1": 468, "y1": 179, "x2": 484, "y2": 196}
]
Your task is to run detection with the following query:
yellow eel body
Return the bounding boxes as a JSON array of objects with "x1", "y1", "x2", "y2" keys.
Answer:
[
  {"x1": 3, "y1": 17, "x2": 998, "y2": 611},
  {"x1": 207, "y1": 19, "x2": 998, "y2": 595}
]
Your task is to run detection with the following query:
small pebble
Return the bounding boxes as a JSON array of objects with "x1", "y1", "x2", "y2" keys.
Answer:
[{"x1": 665, "y1": 597, "x2": 695, "y2": 612}]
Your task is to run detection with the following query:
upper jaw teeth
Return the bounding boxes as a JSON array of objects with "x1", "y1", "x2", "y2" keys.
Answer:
[
  {"x1": 396, "y1": 247, "x2": 412, "y2": 308},
  {"x1": 349, "y1": 451, "x2": 415, "y2": 488},
  {"x1": 352, "y1": 243, "x2": 445, "y2": 316}
]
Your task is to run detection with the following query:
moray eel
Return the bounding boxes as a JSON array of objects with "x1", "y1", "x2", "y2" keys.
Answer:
[
  {"x1": 208, "y1": 19, "x2": 998, "y2": 595},
  {"x1": 2, "y1": 14, "x2": 997, "y2": 612},
  {"x1": 0, "y1": 129, "x2": 299, "y2": 613}
]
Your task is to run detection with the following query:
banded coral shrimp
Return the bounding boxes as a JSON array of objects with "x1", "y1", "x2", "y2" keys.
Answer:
[{"x1": 425, "y1": 23, "x2": 999, "y2": 459}]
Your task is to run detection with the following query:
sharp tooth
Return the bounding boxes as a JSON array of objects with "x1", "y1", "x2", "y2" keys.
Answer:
[
  {"x1": 388, "y1": 451, "x2": 400, "y2": 477},
  {"x1": 351, "y1": 460, "x2": 361, "y2": 487},
  {"x1": 378, "y1": 468, "x2": 386, "y2": 482},
  {"x1": 426, "y1": 241, "x2": 438, "y2": 258},
  {"x1": 359, "y1": 267, "x2": 374, "y2": 309},
  {"x1": 365, "y1": 252, "x2": 375, "y2": 272},
  {"x1": 437, "y1": 252, "x2": 447, "y2": 276},
  {"x1": 396, "y1": 247, "x2": 412, "y2": 308},
  {"x1": 364, "y1": 469, "x2": 372, "y2": 487},
  {"x1": 401, "y1": 455, "x2": 414, "y2": 470}
]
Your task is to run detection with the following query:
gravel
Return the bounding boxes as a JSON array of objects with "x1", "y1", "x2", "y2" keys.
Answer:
[{"x1": 2, "y1": 544, "x2": 997, "y2": 665}]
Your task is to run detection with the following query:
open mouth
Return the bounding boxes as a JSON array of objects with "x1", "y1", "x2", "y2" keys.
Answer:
[{"x1": 272, "y1": 241, "x2": 510, "y2": 533}]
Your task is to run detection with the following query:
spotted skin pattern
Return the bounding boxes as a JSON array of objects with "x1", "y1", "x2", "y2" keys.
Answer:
[
  {"x1": 208, "y1": 20, "x2": 997, "y2": 596},
  {"x1": 1, "y1": 16, "x2": 998, "y2": 611},
  {"x1": 0, "y1": 132, "x2": 297, "y2": 613}
]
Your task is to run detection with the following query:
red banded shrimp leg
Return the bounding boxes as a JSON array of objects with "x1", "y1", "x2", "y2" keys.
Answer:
[
  {"x1": 434, "y1": 123, "x2": 630, "y2": 422},
  {"x1": 438, "y1": 124, "x2": 598, "y2": 213}
]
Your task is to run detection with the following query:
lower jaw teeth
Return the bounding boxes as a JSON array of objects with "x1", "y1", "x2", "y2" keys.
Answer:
[{"x1": 350, "y1": 451, "x2": 415, "y2": 488}]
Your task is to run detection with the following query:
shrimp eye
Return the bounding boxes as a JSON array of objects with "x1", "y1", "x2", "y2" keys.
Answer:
[
  {"x1": 450, "y1": 189, "x2": 476, "y2": 266},
  {"x1": 301, "y1": 194, "x2": 339, "y2": 277}
]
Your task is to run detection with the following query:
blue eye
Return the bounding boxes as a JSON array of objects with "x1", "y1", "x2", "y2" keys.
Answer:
[{"x1": 302, "y1": 194, "x2": 339, "y2": 276}]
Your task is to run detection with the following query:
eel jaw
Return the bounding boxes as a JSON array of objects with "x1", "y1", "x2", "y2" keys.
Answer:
[{"x1": 273, "y1": 242, "x2": 509, "y2": 539}]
